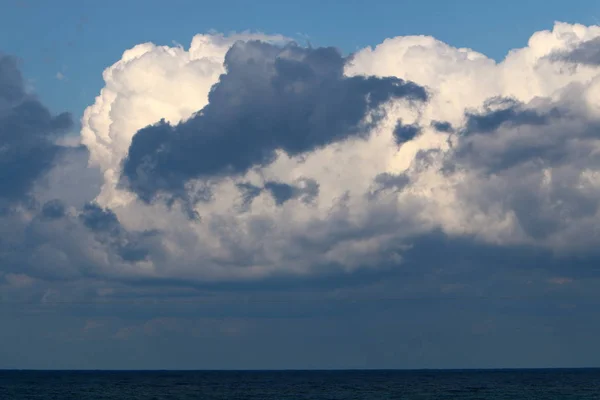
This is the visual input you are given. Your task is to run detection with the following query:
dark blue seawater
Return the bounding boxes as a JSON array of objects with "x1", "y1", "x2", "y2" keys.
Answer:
[{"x1": 0, "y1": 369, "x2": 599, "y2": 399}]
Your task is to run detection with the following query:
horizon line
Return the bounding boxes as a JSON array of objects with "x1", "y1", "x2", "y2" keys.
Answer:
[{"x1": 2, "y1": 367, "x2": 599, "y2": 372}]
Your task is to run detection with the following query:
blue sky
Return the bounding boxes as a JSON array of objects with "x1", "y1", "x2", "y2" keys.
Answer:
[
  {"x1": 2, "y1": 0, "x2": 599, "y2": 120},
  {"x1": 3, "y1": 0, "x2": 600, "y2": 370}
]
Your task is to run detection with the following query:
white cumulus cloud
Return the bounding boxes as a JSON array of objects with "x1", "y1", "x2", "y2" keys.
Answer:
[{"x1": 70, "y1": 22, "x2": 600, "y2": 283}]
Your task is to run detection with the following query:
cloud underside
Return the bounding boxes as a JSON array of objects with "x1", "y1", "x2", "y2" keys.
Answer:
[{"x1": 2, "y1": 23, "x2": 600, "y2": 294}]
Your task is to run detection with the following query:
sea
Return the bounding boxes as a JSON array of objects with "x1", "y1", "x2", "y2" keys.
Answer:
[{"x1": 1, "y1": 369, "x2": 599, "y2": 399}]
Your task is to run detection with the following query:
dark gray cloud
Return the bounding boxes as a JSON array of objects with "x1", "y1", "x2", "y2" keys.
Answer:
[
  {"x1": 79, "y1": 203, "x2": 156, "y2": 262},
  {"x1": 393, "y1": 120, "x2": 421, "y2": 144},
  {"x1": 264, "y1": 181, "x2": 295, "y2": 205},
  {"x1": 41, "y1": 199, "x2": 66, "y2": 219},
  {"x1": 235, "y1": 178, "x2": 320, "y2": 209},
  {"x1": 368, "y1": 172, "x2": 410, "y2": 200},
  {"x1": 431, "y1": 120, "x2": 454, "y2": 133},
  {"x1": 121, "y1": 41, "x2": 427, "y2": 202},
  {"x1": 237, "y1": 182, "x2": 264, "y2": 211},
  {"x1": 264, "y1": 178, "x2": 319, "y2": 206},
  {"x1": 79, "y1": 202, "x2": 121, "y2": 233},
  {"x1": 462, "y1": 97, "x2": 557, "y2": 135},
  {"x1": 549, "y1": 37, "x2": 600, "y2": 66},
  {"x1": 0, "y1": 54, "x2": 73, "y2": 206},
  {"x1": 452, "y1": 98, "x2": 585, "y2": 174}
]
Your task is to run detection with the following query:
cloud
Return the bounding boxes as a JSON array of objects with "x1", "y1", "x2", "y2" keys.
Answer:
[
  {"x1": 368, "y1": 172, "x2": 410, "y2": 199},
  {"x1": 80, "y1": 31, "x2": 290, "y2": 208},
  {"x1": 41, "y1": 199, "x2": 66, "y2": 219},
  {"x1": 0, "y1": 54, "x2": 147, "y2": 286},
  {"x1": 434, "y1": 93, "x2": 600, "y2": 245},
  {"x1": 345, "y1": 22, "x2": 600, "y2": 249},
  {"x1": 0, "y1": 22, "x2": 599, "y2": 294},
  {"x1": 549, "y1": 36, "x2": 600, "y2": 65},
  {"x1": 79, "y1": 202, "x2": 159, "y2": 262},
  {"x1": 121, "y1": 41, "x2": 426, "y2": 202},
  {"x1": 67, "y1": 23, "x2": 600, "y2": 286},
  {"x1": 264, "y1": 178, "x2": 319, "y2": 206},
  {"x1": 461, "y1": 97, "x2": 558, "y2": 135},
  {"x1": 393, "y1": 121, "x2": 421, "y2": 144},
  {"x1": 0, "y1": 53, "x2": 73, "y2": 206},
  {"x1": 4, "y1": 23, "x2": 600, "y2": 370}
]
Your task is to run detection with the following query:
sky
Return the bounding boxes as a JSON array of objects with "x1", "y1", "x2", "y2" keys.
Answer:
[
  {"x1": 1, "y1": 0, "x2": 600, "y2": 370},
  {"x1": 2, "y1": 0, "x2": 600, "y2": 120}
]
